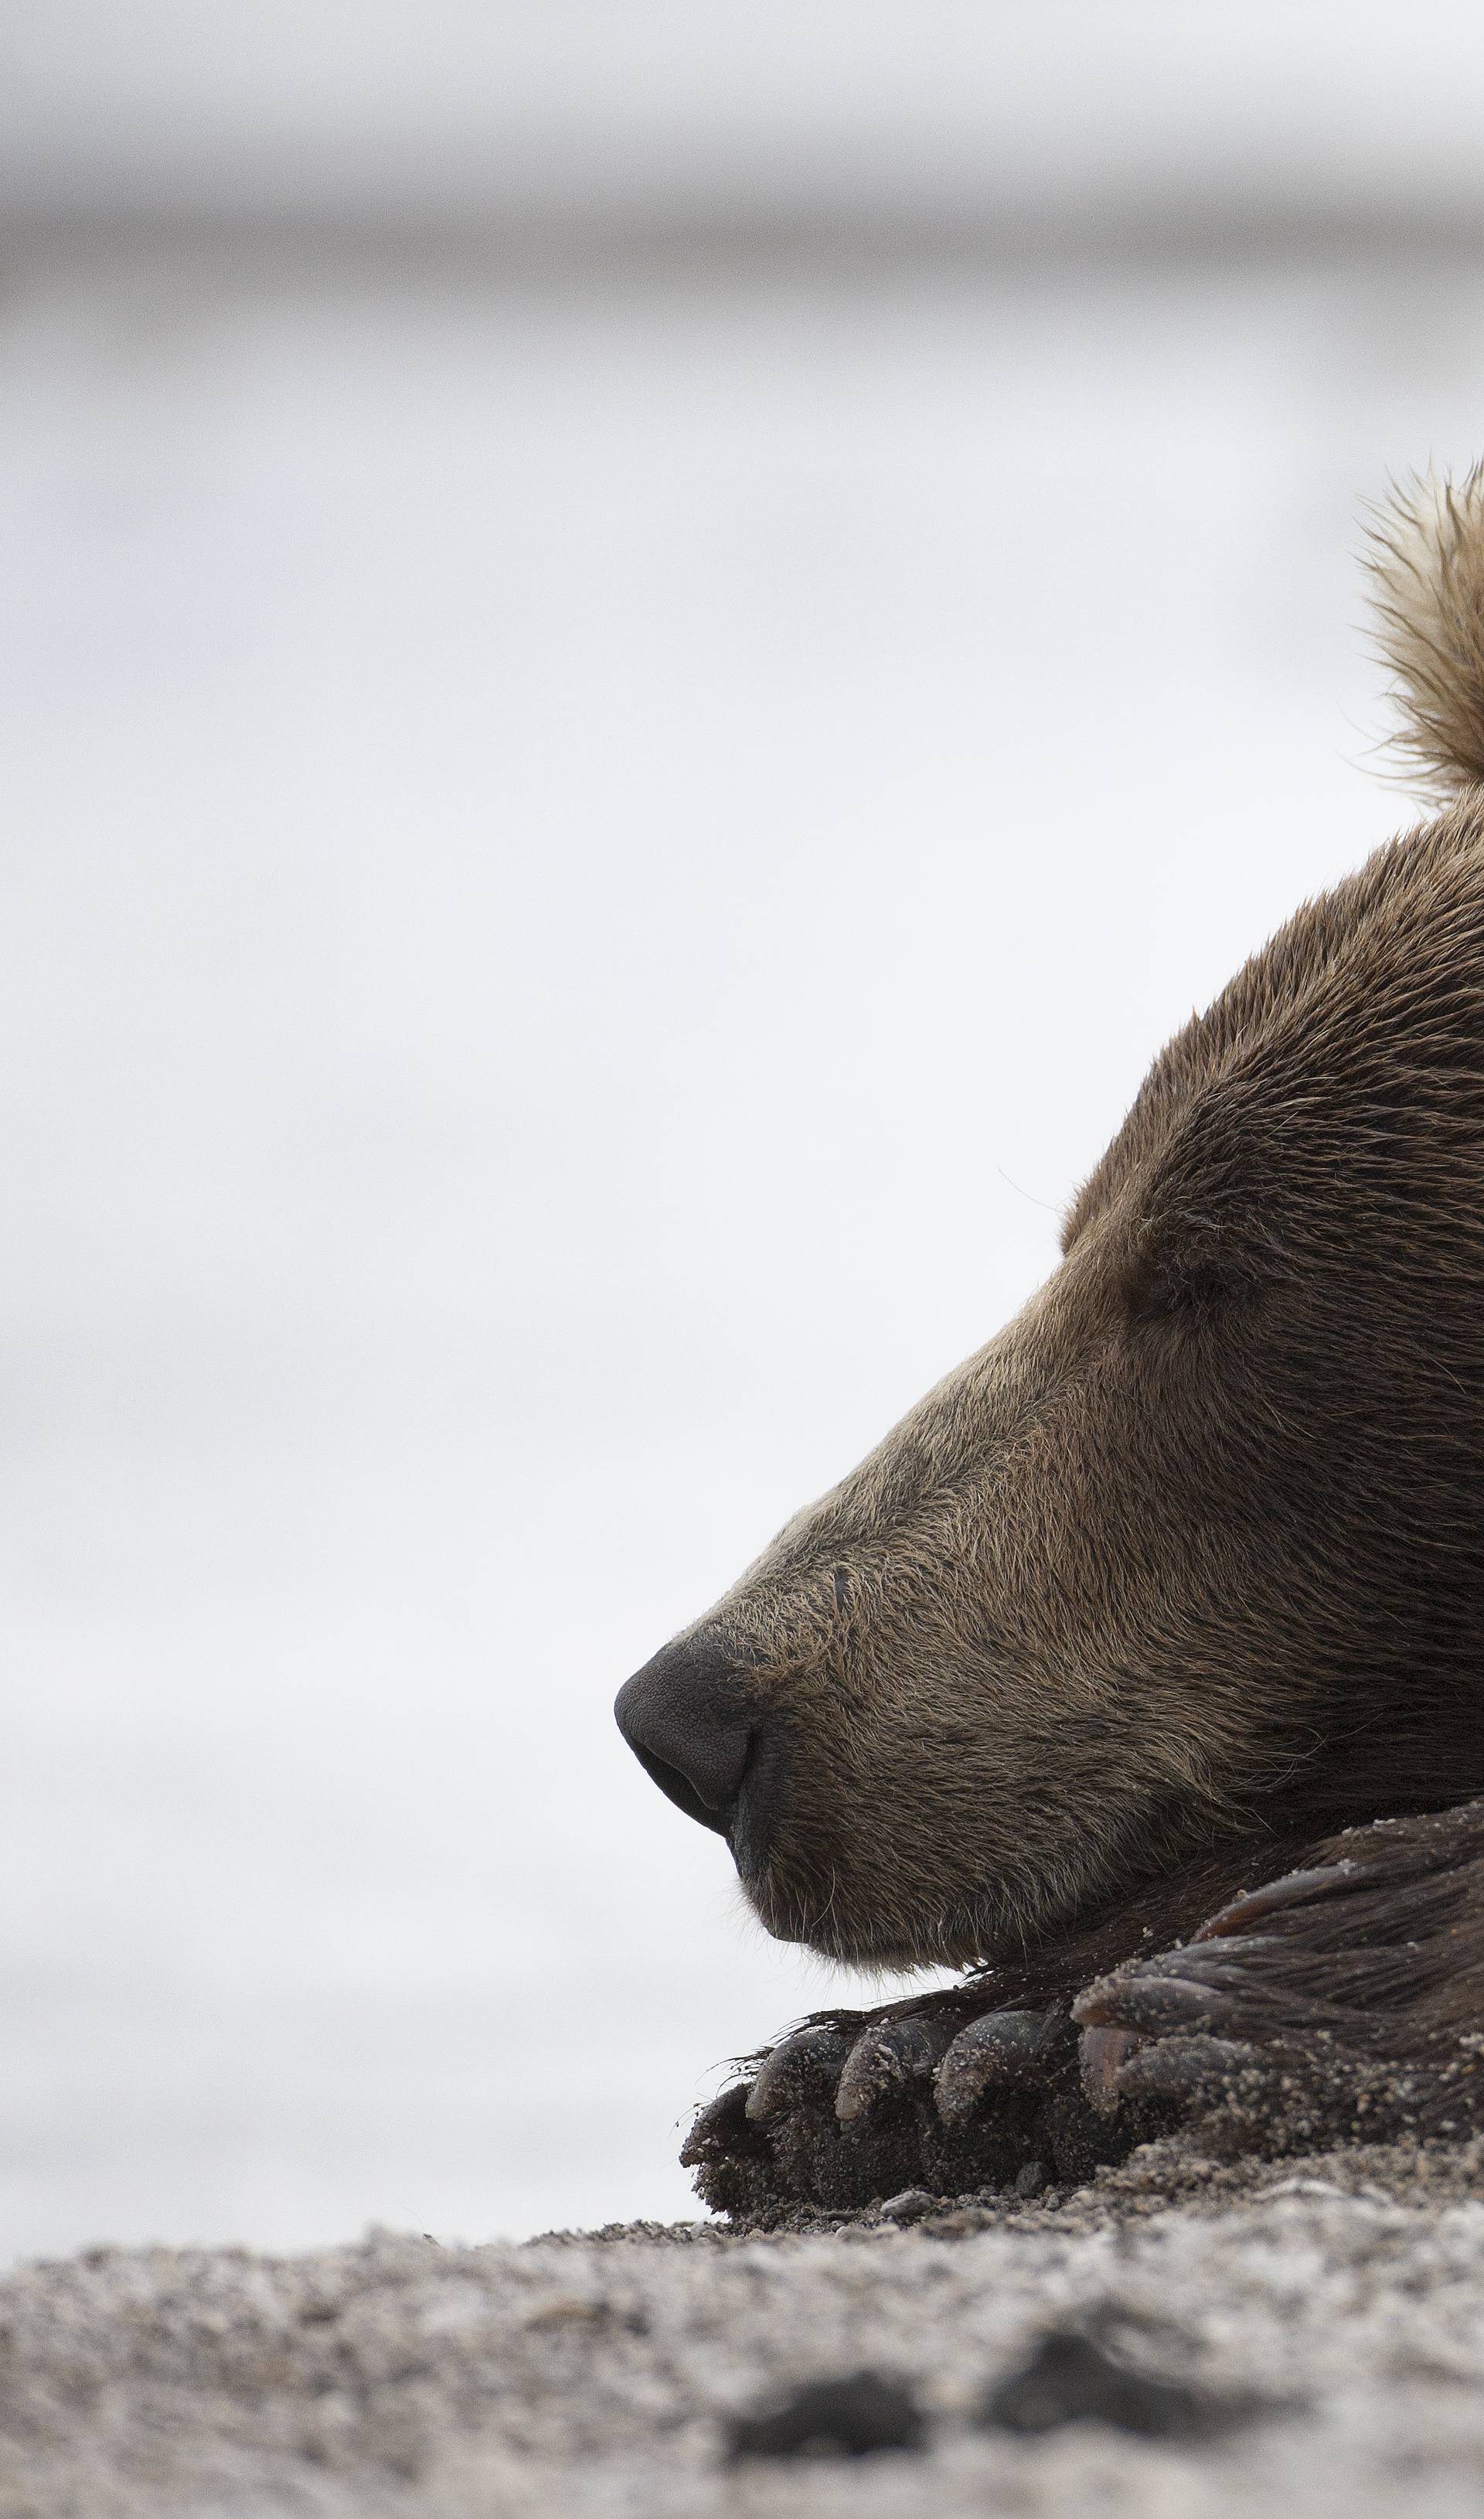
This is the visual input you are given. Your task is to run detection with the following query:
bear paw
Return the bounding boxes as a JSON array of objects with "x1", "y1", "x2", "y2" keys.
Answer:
[
  {"x1": 682, "y1": 1986, "x2": 1159, "y2": 2222},
  {"x1": 1073, "y1": 1798, "x2": 1484, "y2": 2158},
  {"x1": 682, "y1": 1801, "x2": 1484, "y2": 2218}
]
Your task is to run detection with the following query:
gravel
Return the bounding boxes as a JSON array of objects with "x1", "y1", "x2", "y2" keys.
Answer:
[{"x1": 7, "y1": 2139, "x2": 1484, "y2": 2515}]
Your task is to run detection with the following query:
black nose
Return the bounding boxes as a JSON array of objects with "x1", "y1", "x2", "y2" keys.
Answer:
[{"x1": 614, "y1": 1634, "x2": 756, "y2": 1836}]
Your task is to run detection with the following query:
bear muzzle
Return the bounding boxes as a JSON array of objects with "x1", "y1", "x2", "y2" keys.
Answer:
[{"x1": 614, "y1": 1634, "x2": 780, "y2": 1868}]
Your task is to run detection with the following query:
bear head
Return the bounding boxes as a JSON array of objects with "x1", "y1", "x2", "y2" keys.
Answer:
[{"x1": 616, "y1": 467, "x2": 1484, "y2": 1969}]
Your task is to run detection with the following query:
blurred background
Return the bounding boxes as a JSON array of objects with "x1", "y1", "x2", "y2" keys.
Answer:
[{"x1": 3, "y1": 0, "x2": 1484, "y2": 2259}]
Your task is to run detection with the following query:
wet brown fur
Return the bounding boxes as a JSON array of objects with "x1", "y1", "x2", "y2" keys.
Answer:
[{"x1": 662, "y1": 468, "x2": 1484, "y2": 1983}]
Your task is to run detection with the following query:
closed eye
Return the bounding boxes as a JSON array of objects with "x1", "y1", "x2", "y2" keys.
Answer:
[{"x1": 1125, "y1": 1254, "x2": 1256, "y2": 1326}]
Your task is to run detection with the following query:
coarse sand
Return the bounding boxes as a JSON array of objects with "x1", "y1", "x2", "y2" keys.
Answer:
[{"x1": 8, "y1": 2138, "x2": 1484, "y2": 2515}]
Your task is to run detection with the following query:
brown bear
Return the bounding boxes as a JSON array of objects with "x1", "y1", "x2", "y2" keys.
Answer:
[{"x1": 615, "y1": 466, "x2": 1484, "y2": 2220}]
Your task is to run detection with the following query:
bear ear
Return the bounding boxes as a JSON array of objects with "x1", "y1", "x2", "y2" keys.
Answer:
[{"x1": 1364, "y1": 463, "x2": 1484, "y2": 801}]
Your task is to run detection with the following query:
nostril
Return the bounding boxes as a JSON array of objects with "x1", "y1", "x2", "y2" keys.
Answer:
[
  {"x1": 626, "y1": 1740, "x2": 751, "y2": 1835},
  {"x1": 614, "y1": 1638, "x2": 756, "y2": 1838}
]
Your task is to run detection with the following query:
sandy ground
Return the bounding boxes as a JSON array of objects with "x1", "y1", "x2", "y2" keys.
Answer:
[{"x1": 7, "y1": 2141, "x2": 1484, "y2": 2515}]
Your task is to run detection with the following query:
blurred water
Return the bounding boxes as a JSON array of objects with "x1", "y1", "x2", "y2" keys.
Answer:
[
  {"x1": 9, "y1": 1, "x2": 1484, "y2": 247},
  {"x1": 2, "y1": 250, "x2": 1484, "y2": 2256}
]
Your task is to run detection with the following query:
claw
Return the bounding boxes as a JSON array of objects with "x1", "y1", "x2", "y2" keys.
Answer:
[
  {"x1": 745, "y1": 2024, "x2": 854, "y2": 2125},
  {"x1": 934, "y1": 2010, "x2": 1072, "y2": 2125},
  {"x1": 1111, "y1": 2033, "x2": 1261, "y2": 2103},
  {"x1": 1078, "y1": 2025, "x2": 1140, "y2": 2112},
  {"x1": 835, "y1": 2016, "x2": 954, "y2": 2125},
  {"x1": 679, "y1": 2082, "x2": 752, "y2": 2167},
  {"x1": 1077, "y1": 1961, "x2": 1240, "y2": 2038},
  {"x1": 1192, "y1": 1865, "x2": 1355, "y2": 1939}
]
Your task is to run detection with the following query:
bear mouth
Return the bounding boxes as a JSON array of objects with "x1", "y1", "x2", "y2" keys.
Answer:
[{"x1": 726, "y1": 1725, "x2": 788, "y2": 1883}]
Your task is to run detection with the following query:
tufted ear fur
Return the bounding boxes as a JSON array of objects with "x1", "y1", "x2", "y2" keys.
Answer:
[{"x1": 1366, "y1": 462, "x2": 1484, "y2": 800}]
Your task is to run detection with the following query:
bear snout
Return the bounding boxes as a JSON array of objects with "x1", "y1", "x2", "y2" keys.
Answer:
[{"x1": 615, "y1": 1634, "x2": 772, "y2": 1848}]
